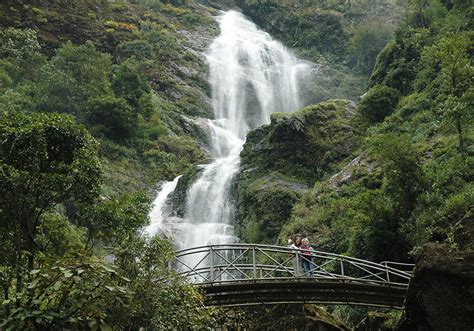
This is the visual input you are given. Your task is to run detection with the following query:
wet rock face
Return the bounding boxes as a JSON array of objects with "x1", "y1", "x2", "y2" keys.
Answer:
[{"x1": 398, "y1": 244, "x2": 474, "y2": 331}]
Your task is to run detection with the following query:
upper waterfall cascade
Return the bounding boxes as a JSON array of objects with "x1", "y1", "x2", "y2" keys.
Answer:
[{"x1": 145, "y1": 11, "x2": 311, "y2": 252}]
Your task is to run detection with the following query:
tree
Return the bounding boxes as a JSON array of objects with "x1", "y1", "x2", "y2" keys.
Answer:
[
  {"x1": 0, "y1": 112, "x2": 102, "y2": 292},
  {"x1": 87, "y1": 96, "x2": 137, "y2": 141},
  {"x1": 35, "y1": 42, "x2": 113, "y2": 119},
  {"x1": 368, "y1": 134, "x2": 423, "y2": 214},
  {"x1": 111, "y1": 235, "x2": 219, "y2": 330},
  {"x1": 0, "y1": 28, "x2": 40, "y2": 61},
  {"x1": 420, "y1": 34, "x2": 473, "y2": 153}
]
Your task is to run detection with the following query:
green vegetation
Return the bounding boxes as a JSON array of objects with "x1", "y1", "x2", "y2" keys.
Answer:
[
  {"x1": 232, "y1": 1, "x2": 472, "y2": 325},
  {"x1": 358, "y1": 85, "x2": 400, "y2": 122},
  {"x1": 0, "y1": 0, "x2": 214, "y2": 193},
  {"x1": 235, "y1": 100, "x2": 359, "y2": 243},
  {"x1": 0, "y1": 112, "x2": 219, "y2": 329}
]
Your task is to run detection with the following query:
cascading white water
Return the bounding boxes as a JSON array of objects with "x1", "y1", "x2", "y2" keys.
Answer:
[
  {"x1": 176, "y1": 11, "x2": 311, "y2": 251},
  {"x1": 144, "y1": 175, "x2": 182, "y2": 237},
  {"x1": 148, "y1": 11, "x2": 311, "y2": 257}
]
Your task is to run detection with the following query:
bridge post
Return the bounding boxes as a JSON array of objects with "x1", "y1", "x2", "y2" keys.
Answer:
[
  {"x1": 252, "y1": 245, "x2": 257, "y2": 279},
  {"x1": 209, "y1": 247, "x2": 214, "y2": 282},
  {"x1": 385, "y1": 264, "x2": 390, "y2": 283},
  {"x1": 295, "y1": 251, "x2": 300, "y2": 278},
  {"x1": 340, "y1": 258, "x2": 345, "y2": 278}
]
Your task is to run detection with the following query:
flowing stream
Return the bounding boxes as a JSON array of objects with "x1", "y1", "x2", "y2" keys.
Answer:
[{"x1": 146, "y1": 11, "x2": 311, "y2": 259}]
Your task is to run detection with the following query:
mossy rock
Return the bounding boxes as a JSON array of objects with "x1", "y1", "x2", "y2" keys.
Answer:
[
  {"x1": 234, "y1": 172, "x2": 307, "y2": 244},
  {"x1": 240, "y1": 99, "x2": 358, "y2": 185}
]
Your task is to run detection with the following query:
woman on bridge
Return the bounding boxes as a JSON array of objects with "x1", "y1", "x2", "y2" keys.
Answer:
[
  {"x1": 301, "y1": 238, "x2": 314, "y2": 277},
  {"x1": 288, "y1": 236, "x2": 302, "y2": 276}
]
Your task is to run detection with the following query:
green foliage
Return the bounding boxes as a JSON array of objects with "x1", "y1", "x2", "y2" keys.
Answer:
[
  {"x1": 0, "y1": 28, "x2": 41, "y2": 61},
  {"x1": 348, "y1": 189, "x2": 409, "y2": 262},
  {"x1": 0, "y1": 1, "x2": 230, "y2": 329},
  {"x1": 0, "y1": 110, "x2": 217, "y2": 328},
  {"x1": 369, "y1": 27, "x2": 426, "y2": 94},
  {"x1": 367, "y1": 134, "x2": 423, "y2": 213},
  {"x1": 78, "y1": 192, "x2": 151, "y2": 245},
  {"x1": 112, "y1": 61, "x2": 153, "y2": 117},
  {"x1": 358, "y1": 85, "x2": 400, "y2": 123},
  {"x1": 87, "y1": 96, "x2": 137, "y2": 141},
  {"x1": 2, "y1": 254, "x2": 131, "y2": 330},
  {"x1": 0, "y1": 111, "x2": 102, "y2": 297},
  {"x1": 111, "y1": 235, "x2": 219, "y2": 330},
  {"x1": 281, "y1": 0, "x2": 473, "y2": 267},
  {"x1": 415, "y1": 32, "x2": 473, "y2": 153}
]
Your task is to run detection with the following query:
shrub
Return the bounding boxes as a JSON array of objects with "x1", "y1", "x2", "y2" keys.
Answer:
[{"x1": 358, "y1": 85, "x2": 400, "y2": 123}]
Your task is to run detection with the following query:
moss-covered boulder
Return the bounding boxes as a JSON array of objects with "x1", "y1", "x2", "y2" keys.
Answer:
[
  {"x1": 398, "y1": 244, "x2": 474, "y2": 330},
  {"x1": 235, "y1": 99, "x2": 359, "y2": 244},
  {"x1": 241, "y1": 99, "x2": 358, "y2": 185}
]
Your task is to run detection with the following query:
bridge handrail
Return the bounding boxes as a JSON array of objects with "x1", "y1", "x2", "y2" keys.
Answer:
[
  {"x1": 174, "y1": 243, "x2": 414, "y2": 279},
  {"x1": 174, "y1": 265, "x2": 411, "y2": 287}
]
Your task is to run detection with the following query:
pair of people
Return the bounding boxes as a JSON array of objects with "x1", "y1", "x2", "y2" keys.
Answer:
[{"x1": 288, "y1": 237, "x2": 314, "y2": 277}]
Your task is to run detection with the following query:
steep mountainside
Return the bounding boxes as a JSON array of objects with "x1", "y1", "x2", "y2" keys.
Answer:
[
  {"x1": 0, "y1": 0, "x2": 218, "y2": 194},
  {"x1": 236, "y1": 0, "x2": 472, "y2": 261}
]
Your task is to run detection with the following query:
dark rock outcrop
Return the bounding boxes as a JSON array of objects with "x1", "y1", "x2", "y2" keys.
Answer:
[{"x1": 398, "y1": 244, "x2": 474, "y2": 331}]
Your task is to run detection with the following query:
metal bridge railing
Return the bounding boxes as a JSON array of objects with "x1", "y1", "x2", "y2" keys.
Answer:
[{"x1": 173, "y1": 244, "x2": 414, "y2": 287}]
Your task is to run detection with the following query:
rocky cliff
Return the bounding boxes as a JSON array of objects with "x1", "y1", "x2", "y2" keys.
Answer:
[{"x1": 235, "y1": 99, "x2": 359, "y2": 244}]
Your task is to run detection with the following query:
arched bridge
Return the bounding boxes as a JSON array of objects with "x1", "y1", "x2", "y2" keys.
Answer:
[{"x1": 173, "y1": 244, "x2": 414, "y2": 308}]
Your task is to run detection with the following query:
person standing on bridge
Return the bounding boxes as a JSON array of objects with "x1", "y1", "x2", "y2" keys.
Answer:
[
  {"x1": 288, "y1": 236, "x2": 302, "y2": 276},
  {"x1": 301, "y1": 238, "x2": 314, "y2": 277}
]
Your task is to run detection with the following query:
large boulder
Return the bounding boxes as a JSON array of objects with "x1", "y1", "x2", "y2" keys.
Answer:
[{"x1": 398, "y1": 244, "x2": 474, "y2": 330}]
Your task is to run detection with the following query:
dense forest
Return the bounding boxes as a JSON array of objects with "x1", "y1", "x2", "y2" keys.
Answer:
[{"x1": 0, "y1": 0, "x2": 472, "y2": 329}]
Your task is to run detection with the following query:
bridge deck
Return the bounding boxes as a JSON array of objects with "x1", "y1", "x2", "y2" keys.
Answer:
[{"x1": 202, "y1": 278, "x2": 407, "y2": 308}]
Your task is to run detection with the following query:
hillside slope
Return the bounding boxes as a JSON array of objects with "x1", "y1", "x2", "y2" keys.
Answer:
[{"x1": 0, "y1": 0, "x2": 218, "y2": 194}]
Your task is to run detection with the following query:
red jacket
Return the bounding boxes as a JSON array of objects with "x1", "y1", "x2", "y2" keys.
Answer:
[{"x1": 300, "y1": 244, "x2": 313, "y2": 256}]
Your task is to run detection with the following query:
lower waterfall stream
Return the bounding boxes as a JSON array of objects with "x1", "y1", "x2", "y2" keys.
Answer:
[{"x1": 145, "y1": 10, "x2": 312, "y2": 263}]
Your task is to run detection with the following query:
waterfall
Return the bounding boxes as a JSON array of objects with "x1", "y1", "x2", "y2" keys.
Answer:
[
  {"x1": 144, "y1": 175, "x2": 182, "y2": 237},
  {"x1": 148, "y1": 11, "x2": 311, "y2": 254}
]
